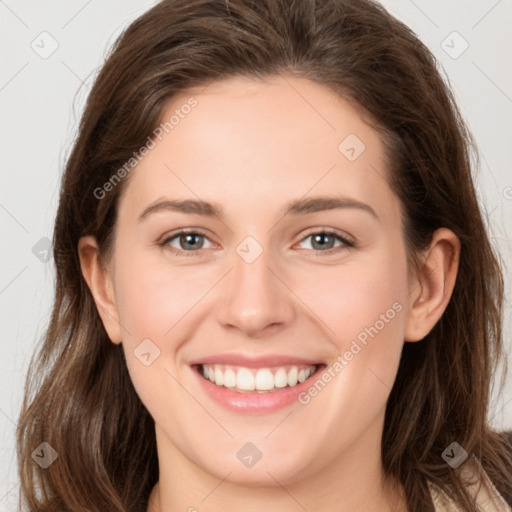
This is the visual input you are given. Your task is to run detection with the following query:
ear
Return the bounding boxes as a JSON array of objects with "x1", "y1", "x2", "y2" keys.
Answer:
[
  {"x1": 404, "y1": 228, "x2": 460, "y2": 342},
  {"x1": 78, "y1": 235, "x2": 122, "y2": 345}
]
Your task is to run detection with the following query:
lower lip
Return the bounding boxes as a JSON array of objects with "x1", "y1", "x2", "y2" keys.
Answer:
[{"x1": 192, "y1": 365, "x2": 324, "y2": 413}]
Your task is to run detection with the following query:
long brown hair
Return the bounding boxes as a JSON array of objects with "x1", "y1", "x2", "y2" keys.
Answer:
[{"x1": 17, "y1": 0, "x2": 512, "y2": 510}]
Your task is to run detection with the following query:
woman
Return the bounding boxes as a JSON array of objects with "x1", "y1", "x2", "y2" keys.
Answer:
[{"x1": 17, "y1": 0, "x2": 512, "y2": 511}]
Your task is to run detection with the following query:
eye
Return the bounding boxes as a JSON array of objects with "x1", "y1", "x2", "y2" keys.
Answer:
[
  {"x1": 159, "y1": 228, "x2": 354, "y2": 257},
  {"x1": 296, "y1": 230, "x2": 354, "y2": 255},
  {"x1": 159, "y1": 229, "x2": 214, "y2": 256}
]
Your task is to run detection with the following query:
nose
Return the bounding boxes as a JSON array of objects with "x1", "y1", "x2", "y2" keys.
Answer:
[{"x1": 216, "y1": 242, "x2": 295, "y2": 338}]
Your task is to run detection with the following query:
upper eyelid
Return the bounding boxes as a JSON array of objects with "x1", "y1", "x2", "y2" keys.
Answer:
[
  {"x1": 298, "y1": 227, "x2": 354, "y2": 243},
  {"x1": 160, "y1": 228, "x2": 211, "y2": 242}
]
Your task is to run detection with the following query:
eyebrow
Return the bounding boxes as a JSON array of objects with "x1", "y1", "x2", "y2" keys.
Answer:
[{"x1": 138, "y1": 195, "x2": 379, "y2": 221}]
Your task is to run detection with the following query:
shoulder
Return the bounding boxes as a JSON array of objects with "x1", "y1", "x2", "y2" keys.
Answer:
[{"x1": 428, "y1": 440, "x2": 512, "y2": 512}]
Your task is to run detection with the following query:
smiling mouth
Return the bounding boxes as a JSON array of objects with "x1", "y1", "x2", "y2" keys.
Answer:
[{"x1": 193, "y1": 363, "x2": 325, "y2": 393}]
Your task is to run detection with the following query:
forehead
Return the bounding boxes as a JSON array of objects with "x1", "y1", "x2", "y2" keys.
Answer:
[{"x1": 118, "y1": 74, "x2": 398, "y2": 225}]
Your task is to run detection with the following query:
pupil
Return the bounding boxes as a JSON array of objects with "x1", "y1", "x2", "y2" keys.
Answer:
[
  {"x1": 181, "y1": 234, "x2": 202, "y2": 250},
  {"x1": 313, "y1": 234, "x2": 333, "y2": 250}
]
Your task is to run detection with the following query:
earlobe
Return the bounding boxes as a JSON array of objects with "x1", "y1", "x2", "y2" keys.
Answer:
[
  {"x1": 77, "y1": 235, "x2": 123, "y2": 344},
  {"x1": 404, "y1": 228, "x2": 460, "y2": 342}
]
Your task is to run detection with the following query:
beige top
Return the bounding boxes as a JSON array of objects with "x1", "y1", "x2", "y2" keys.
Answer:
[{"x1": 428, "y1": 458, "x2": 510, "y2": 511}]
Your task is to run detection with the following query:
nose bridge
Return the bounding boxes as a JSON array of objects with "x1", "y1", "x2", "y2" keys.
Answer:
[{"x1": 216, "y1": 235, "x2": 294, "y2": 335}]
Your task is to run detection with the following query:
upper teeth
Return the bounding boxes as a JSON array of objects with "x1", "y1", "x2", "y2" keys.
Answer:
[{"x1": 201, "y1": 364, "x2": 316, "y2": 392}]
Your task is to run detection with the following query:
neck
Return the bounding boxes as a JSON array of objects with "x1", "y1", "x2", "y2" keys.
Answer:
[{"x1": 148, "y1": 472, "x2": 406, "y2": 512}]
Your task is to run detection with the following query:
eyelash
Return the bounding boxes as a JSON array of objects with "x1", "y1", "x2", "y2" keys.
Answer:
[{"x1": 158, "y1": 228, "x2": 355, "y2": 258}]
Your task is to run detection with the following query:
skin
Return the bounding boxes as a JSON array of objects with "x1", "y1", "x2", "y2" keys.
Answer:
[{"x1": 79, "y1": 75, "x2": 460, "y2": 512}]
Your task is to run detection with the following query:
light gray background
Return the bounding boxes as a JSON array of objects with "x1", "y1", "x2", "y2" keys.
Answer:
[{"x1": 1, "y1": 1, "x2": 511, "y2": 510}]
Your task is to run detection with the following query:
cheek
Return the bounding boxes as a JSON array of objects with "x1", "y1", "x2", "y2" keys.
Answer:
[
  {"x1": 113, "y1": 231, "x2": 408, "y2": 358},
  {"x1": 289, "y1": 250, "x2": 407, "y2": 442},
  {"x1": 112, "y1": 249, "x2": 195, "y2": 340},
  {"x1": 112, "y1": 255, "x2": 191, "y2": 422},
  {"x1": 293, "y1": 247, "x2": 408, "y2": 353},
  {"x1": 111, "y1": 250, "x2": 217, "y2": 392}
]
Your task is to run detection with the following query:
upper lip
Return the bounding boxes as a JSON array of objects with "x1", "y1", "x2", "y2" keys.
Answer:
[{"x1": 189, "y1": 353, "x2": 324, "y2": 368}]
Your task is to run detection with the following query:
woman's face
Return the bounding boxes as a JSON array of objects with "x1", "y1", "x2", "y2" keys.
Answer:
[{"x1": 95, "y1": 75, "x2": 416, "y2": 485}]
